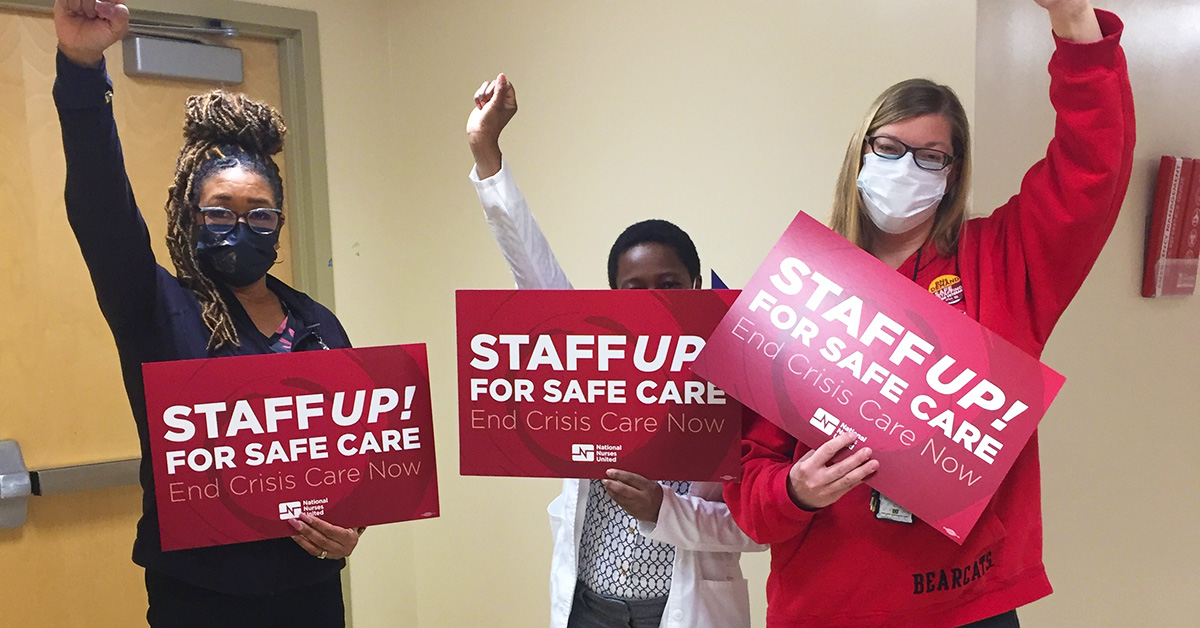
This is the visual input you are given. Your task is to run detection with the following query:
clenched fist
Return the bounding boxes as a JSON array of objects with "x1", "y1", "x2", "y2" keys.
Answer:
[
  {"x1": 1034, "y1": 0, "x2": 1101, "y2": 43},
  {"x1": 54, "y1": 0, "x2": 130, "y2": 68},
  {"x1": 467, "y1": 73, "x2": 518, "y2": 179}
]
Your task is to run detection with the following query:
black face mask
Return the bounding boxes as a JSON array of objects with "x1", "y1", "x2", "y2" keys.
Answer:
[{"x1": 195, "y1": 223, "x2": 279, "y2": 287}]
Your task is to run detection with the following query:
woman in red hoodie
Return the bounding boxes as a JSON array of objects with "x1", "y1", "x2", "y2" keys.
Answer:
[{"x1": 724, "y1": 1, "x2": 1135, "y2": 627}]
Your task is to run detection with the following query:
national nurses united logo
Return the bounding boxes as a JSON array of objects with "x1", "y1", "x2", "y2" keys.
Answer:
[
  {"x1": 279, "y1": 501, "x2": 302, "y2": 520},
  {"x1": 571, "y1": 444, "x2": 595, "y2": 462},
  {"x1": 810, "y1": 408, "x2": 866, "y2": 449},
  {"x1": 278, "y1": 498, "x2": 328, "y2": 520},
  {"x1": 928, "y1": 274, "x2": 964, "y2": 306},
  {"x1": 571, "y1": 443, "x2": 621, "y2": 463}
]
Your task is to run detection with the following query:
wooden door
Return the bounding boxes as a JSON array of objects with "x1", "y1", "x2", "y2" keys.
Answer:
[{"x1": 0, "y1": 8, "x2": 292, "y2": 625}]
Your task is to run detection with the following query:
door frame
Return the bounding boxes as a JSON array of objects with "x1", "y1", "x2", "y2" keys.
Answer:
[{"x1": 2, "y1": 0, "x2": 335, "y2": 308}]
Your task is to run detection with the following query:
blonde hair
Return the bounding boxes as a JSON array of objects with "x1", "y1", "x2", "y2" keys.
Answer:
[
  {"x1": 164, "y1": 90, "x2": 287, "y2": 351},
  {"x1": 829, "y1": 78, "x2": 971, "y2": 256}
]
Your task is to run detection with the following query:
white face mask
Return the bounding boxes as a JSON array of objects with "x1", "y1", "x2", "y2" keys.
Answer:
[{"x1": 856, "y1": 153, "x2": 949, "y2": 234}]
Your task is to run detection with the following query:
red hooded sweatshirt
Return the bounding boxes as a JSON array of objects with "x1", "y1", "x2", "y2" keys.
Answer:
[{"x1": 724, "y1": 10, "x2": 1135, "y2": 628}]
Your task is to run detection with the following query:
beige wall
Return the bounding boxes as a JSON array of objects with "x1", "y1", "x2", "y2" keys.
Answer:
[{"x1": 975, "y1": 2, "x2": 1200, "y2": 626}]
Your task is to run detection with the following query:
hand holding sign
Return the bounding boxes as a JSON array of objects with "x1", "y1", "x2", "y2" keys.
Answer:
[
  {"x1": 288, "y1": 513, "x2": 360, "y2": 560},
  {"x1": 603, "y1": 469, "x2": 665, "y2": 523},
  {"x1": 786, "y1": 431, "x2": 878, "y2": 510}
]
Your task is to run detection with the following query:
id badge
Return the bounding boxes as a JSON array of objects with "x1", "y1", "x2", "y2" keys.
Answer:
[{"x1": 870, "y1": 489, "x2": 913, "y2": 524}]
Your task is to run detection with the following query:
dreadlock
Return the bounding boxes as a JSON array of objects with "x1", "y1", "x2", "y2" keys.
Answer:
[{"x1": 164, "y1": 90, "x2": 287, "y2": 352}]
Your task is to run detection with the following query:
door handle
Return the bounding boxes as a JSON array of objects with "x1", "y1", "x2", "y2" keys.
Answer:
[
  {"x1": 0, "y1": 440, "x2": 141, "y2": 529},
  {"x1": 32, "y1": 457, "x2": 141, "y2": 496},
  {"x1": 0, "y1": 441, "x2": 32, "y2": 529}
]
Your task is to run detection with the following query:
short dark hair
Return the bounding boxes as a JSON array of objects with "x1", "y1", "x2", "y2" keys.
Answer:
[{"x1": 606, "y1": 219, "x2": 701, "y2": 288}]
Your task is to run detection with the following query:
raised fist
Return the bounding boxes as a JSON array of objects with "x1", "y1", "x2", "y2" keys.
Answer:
[
  {"x1": 1032, "y1": 0, "x2": 1089, "y2": 12},
  {"x1": 1033, "y1": 0, "x2": 1101, "y2": 43},
  {"x1": 468, "y1": 74, "x2": 517, "y2": 146},
  {"x1": 54, "y1": 0, "x2": 130, "y2": 68}
]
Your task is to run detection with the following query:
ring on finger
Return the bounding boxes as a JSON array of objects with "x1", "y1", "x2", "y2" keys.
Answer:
[{"x1": 318, "y1": 549, "x2": 328, "y2": 559}]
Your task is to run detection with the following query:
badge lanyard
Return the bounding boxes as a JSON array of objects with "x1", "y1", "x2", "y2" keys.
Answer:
[{"x1": 871, "y1": 246, "x2": 923, "y2": 524}]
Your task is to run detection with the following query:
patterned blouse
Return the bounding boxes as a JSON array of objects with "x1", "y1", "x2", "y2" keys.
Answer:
[{"x1": 577, "y1": 479, "x2": 691, "y2": 599}]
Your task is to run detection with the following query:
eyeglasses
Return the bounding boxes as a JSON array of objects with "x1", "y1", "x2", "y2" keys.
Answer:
[
  {"x1": 197, "y1": 207, "x2": 283, "y2": 235},
  {"x1": 864, "y1": 136, "x2": 955, "y2": 171}
]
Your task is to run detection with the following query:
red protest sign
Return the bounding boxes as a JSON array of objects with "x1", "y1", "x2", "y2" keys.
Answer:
[
  {"x1": 691, "y1": 212, "x2": 1064, "y2": 544},
  {"x1": 456, "y1": 290, "x2": 742, "y2": 481},
  {"x1": 142, "y1": 345, "x2": 439, "y2": 551}
]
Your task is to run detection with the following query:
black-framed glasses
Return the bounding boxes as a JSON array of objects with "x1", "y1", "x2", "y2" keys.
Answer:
[
  {"x1": 197, "y1": 207, "x2": 283, "y2": 235},
  {"x1": 864, "y1": 136, "x2": 955, "y2": 171}
]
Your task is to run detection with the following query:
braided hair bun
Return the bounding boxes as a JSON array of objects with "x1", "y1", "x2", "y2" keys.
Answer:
[
  {"x1": 182, "y1": 90, "x2": 286, "y2": 157},
  {"x1": 166, "y1": 89, "x2": 289, "y2": 351}
]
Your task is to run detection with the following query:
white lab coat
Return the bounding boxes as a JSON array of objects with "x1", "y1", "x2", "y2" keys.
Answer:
[{"x1": 472, "y1": 161, "x2": 765, "y2": 628}]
